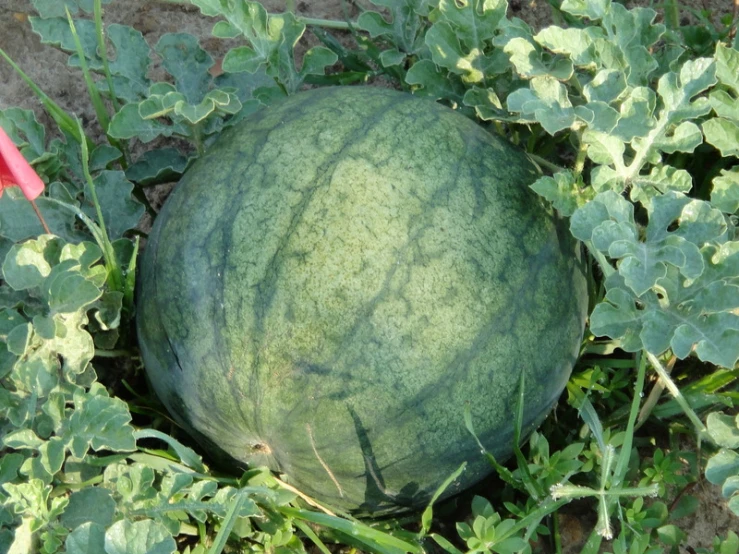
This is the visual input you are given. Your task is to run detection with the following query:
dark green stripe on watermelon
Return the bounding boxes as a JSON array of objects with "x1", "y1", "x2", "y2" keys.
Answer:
[{"x1": 137, "y1": 86, "x2": 588, "y2": 515}]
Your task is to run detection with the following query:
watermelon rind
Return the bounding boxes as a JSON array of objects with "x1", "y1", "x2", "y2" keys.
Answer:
[{"x1": 137, "y1": 86, "x2": 588, "y2": 515}]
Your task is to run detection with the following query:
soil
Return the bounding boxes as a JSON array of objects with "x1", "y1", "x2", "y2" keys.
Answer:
[{"x1": 0, "y1": 0, "x2": 735, "y2": 551}]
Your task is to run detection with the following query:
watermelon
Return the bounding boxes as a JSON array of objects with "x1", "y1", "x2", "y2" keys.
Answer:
[{"x1": 136, "y1": 86, "x2": 588, "y2": 515}]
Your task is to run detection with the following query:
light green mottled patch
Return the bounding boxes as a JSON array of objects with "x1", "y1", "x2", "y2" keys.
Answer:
[{"x1": 137, "y1": 86, "x2": 588, "y2": 515}]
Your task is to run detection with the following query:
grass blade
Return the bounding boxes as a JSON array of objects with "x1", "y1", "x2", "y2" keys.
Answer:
[
  {"x1": 66, "y1": 8, "x2": 123, "y2": 158},
  {"x1": 646, "y1": 350, "x2": 708, "y2": 439},
  {"x1": 0, "y1": 47, "x2": 86, "y2": 144},
  {"x1": 512, "y1": 371, "x2": 545, "y2": 499},
  {"x1": 207, "y1": 492, "x2": 248, "y2": 554},
  {"x1": 94, "y1": 0, "x2": 121, "y2": 113},
  {"x1": 280, "y1": 507, "x2": 423, "y2": 554},
  {"x1": 463, "y1": 403, "x2": 520, "y2": 488},
  {"x1": 420, "y1": 462, "x2": 466, "y2": 536},
  {"x1": 293, "y1": 519, "x2": 332, "y2": 554}
]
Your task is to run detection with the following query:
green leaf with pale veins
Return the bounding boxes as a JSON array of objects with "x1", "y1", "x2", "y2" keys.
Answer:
[
  {"x1": 714, "y1": 43, "x2": 739, "y2": 92},
  {"x1": 108, "y1": 105, "x2": 175, "y2": 143},
  {"x1": 706, "y1": 413, "x2": 739, "y2": 450},
  {"x1": 63, "y1": 384, "x2": 136, "y2": 458},
  {"x1": 705, "y1": 449, "x2": 739, "y2": 487},
  {"x1": 104, "y1": 463, "x2": 157, "y2": 504},
  {"x1": 711, "y1": 168, "x2": 739, "y2": 214},
  {"x1": 60, "y1": 241, "x2": 106, "y2": 286},
  {"x1": 29, "y1": 18, "x2": 152, "y2": 103},
  {"x1": 574, "y1": 102, "x2": 619, "y2": 134},
  {"x1": 358, "y1": 0, "x2": 430, "y2": 53},
  {"x1": 463, "y1": 86, "x2": 519, "y2": 122},
  {"x1": 33, "y1": 314, "x2": 56, "y2": 340},
  {"x1": 574, "y1": 191, "x2": 726, "y2": 296},
  {"x1": 582, "y1": 130, "x2": 626, "y2": 171},
  {"x1": 611, "y1": 87, "x2": 656, "y2": 141},
  {"x1": 65, "y1": 522, "x2": 107, "y2": 554},
  {"x1": 405, "y1": 60, "x2": 465, "y2": 102},
  {"x1": 98, "y1": 24, "x2": 153, "y2": 103},
  {"x1": 125, "y1": 148, "x2": 189, "y2": 186},
  {"x1": 3, "y1": 428, "x2": 45, "y2": 450},
  {"x1": 591, "y1": 241, "x2": 739, "y2": 368},
  {"x1": 2, "y1": 235, "x2": 64, "y2": 291},
  {"x1": 434, "y1": 0, "x2": 506, "y2": 50},
  {"x1": 45, "y1": 263, "x2": 103, "y2": 314},
  {"x1": 379, "y1": 48, "x2": 406, "y2": 67},
  {"x1": 656, "y1": 58, "x2": 716, "y2": 124},
  {"x1": 425, "y1": 21, "x2": 486, "y2": 83},
  {"x1": 703, "y1": 118, "x2": 739, "y2": 157},
  {"x1": 31, "y1": 0, "x2": 112, "y2": 18},
  {"x1": 506, "y1": 76, "x2": 576, "y2": 133},
  {"x1": 570, "y1": 190, "x2": 633, "y2": 244},
  {"x1": 529, "y1": 171, "x2": 594, "y2": 216},
  {"x1": 0, "y1": 188, "x2": 88, "y2": 244},
  {"x1": 601, "y1": 5, "x2": 664, "y2": 86},
  {"x1": 583, "y1": 69, "x2": 627, "y2": 104},
  {"x1": 300, "y1": 47, "x2": 339, "y2": 78},
  {"x1": 2, "y1": 478, "x2": 67, "y2": 524},
  {"x1": 504, "y1": 37, "x2": 573, "y2": 80},
  {"x1": 30, "y1": 17, "x2": 97, "y2": 62},
  {"x1": 709, "y1": 89, "x2": 739, "y2": 121},
  {"x1": 104, "y1": 519, "x2": 176, "y2": 554},
  {"x1": 652, "y1": 121, "x2": 704, "y2": 154},
  {"x1": 6, "y1": 323, "x2": 32, "y2": 357},
  {"x1": 0, "y1": 108, "x2": 47, "y2": 162},
  {"x1": 175, "y1": 90, "x2": 243, "y2": 124},
  {"x1": 534, "y1": 26, "x2": 601, "y2": 67},
  {"x1": 0, "y1": 308, "x2": 26, "y2": 339},
  {"x1": 630, "y1": 165, "x2": 693, "y2": 205},
  {"x1": 61, "y1": 488, "x2": 117, "y2": 529},
  {"x1": 155, "y1": 33, "x2": 213, "y2": 104},
  {"x1": 559, "y1": 0, "x2": 610, "y2": 20}
]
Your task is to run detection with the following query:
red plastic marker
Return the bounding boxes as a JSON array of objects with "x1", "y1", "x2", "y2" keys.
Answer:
[{"x1": 0, "y1": 125, "x2": 50, "y2": 232}]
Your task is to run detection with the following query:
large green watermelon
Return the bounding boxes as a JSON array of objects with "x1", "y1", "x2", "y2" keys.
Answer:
[{"x1": 137, "y1": 86, "x2": 588, "y2": 515}]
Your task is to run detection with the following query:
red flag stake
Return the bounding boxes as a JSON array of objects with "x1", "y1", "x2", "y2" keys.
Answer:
[{"x1": 0, "y1": 126, "x2": 50, "y2": 234}]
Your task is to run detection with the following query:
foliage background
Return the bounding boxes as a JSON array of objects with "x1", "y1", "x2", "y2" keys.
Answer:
[{"x1": 0, "y1": 0, "x2": 738, "y2": 552}]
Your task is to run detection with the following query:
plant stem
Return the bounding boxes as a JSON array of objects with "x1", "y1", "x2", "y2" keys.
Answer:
[
  {"x1": 29, "y1": 199, "x2": 51, "y2": 234},
  {"x1": 636, "y1": 354, "x2": 677, "y2": 429},
  {"x1": 526, "y1": 152, "x2": 566, "y2": 174},
  {"x1": 623, "y1": 113, "x2": 669, "y2": 184},
  {"x1": 586, "y1": 241, "x2": 615, "y2": 278},
  {"x1": 77, "y1": 119, "x2": 124, "y2": 294},
  {"x1": 192, "y1": 123, "x2": 205, "y2": 157},
  {"x1": 299, "y1": 16, "x2": 352, "y2": 30},
  {"x1": 645, "y1": 350, "x2": 708, "y2": 438},
  {"x1": 573, "y1": 132, "x2": 588, "y2": 178}
]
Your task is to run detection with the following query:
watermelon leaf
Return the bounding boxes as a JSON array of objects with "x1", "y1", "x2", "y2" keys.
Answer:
[
  {"x1": 711, "y1": 168, "x2": 739, "y2": 214},
  {"x1": 31, "y1": 0, "x2": 113, "y2": 18},
  {"x1": 103, "y1": 519, "x2": 176, "y2": 554},
  {"x1": 155, "y1": 33, "x2": 214, "y2": 105},
  {"x1": 29, "y1": 18, "x2": 152, "y2": 103},
  {"x1": 590, "y1": 244, "x2": 739, "y2": 368},
  {"x1": 190, "y1": 0, "x2": 338, "y2": 94}
]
